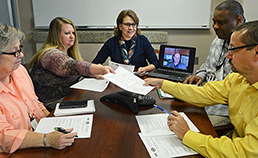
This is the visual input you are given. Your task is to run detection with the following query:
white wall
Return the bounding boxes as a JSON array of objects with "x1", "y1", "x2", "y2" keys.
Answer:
[
  {"x1": 243, "y1": 0, "x2": 258, "y2": 21},
  {"x1": 19, "y1": 0, "x2": 249, "y2": 73}
]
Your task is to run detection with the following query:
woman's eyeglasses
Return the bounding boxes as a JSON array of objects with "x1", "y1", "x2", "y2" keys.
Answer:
[
  {"x1": 1, "y1": 45, "x2": 23, "y2": 57},
  {"x1": 122, "y1": 23, "x2": 137, "y2": 28}
]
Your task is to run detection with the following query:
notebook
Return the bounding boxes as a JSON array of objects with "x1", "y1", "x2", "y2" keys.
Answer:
[{"x1": 145, "y1": 45, "x2": 196, "y2": 82}]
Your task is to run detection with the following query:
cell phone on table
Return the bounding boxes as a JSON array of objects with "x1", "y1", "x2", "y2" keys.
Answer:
[{"x1": 59, "y1": 100, "x2": 88, "y2": 109}]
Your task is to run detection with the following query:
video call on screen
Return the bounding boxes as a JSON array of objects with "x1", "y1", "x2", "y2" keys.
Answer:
[{"x1": 163, "y1": 47, "x2": 190, "y2": 70}]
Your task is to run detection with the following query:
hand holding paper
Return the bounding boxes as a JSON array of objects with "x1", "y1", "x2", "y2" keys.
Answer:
[
  {"x1": 103, "y1": 67, "x2": 154, "y2": 95},
  {"x1": 136, "y1": 113, "x2": 199, "y2": 157}
]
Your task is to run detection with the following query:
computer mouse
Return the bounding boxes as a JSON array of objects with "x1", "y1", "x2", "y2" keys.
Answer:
[{"x1": 100, "y1": 90, "x2": 156, "y2": 113}]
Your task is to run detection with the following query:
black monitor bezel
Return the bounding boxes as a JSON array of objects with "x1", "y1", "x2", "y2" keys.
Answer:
[{"x1": 159, "y1": 45, "x2": 196, "y2": 73}]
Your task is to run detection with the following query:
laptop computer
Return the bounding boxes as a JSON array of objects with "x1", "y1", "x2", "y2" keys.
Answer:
[{"x1": 145, "y1": 45, "x2": 196, "y2": 82}]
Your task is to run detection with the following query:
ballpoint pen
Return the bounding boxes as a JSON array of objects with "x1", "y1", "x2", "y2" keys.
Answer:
[
  {"x1": 153, "y1": 104, "x2": 174, "y2": 115},
  {"x1": 54, "y1": 127, "x2": 78, "y2": 137}
]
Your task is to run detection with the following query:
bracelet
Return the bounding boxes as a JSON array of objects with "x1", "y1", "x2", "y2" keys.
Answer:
[{"x1": 43, "y1": 133, "x2": 47, "y2": 148}]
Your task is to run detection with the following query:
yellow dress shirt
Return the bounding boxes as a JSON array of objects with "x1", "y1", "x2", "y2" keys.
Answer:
[{"x1": 162, "y1": 73, "x2": 258, "y2": 157}]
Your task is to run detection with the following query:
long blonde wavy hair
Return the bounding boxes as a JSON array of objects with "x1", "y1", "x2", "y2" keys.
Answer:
[{"x1": 28, "y1": 17, "x2": 82, "y2": 69}]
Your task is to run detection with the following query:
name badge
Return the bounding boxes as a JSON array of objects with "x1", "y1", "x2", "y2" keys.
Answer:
[{"x1": 29, "y1": 114, "x2": 38, "y2": 131}]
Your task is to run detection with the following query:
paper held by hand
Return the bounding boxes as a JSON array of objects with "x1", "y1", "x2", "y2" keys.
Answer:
[{"x1": 103, "y1": 66, "x2": 154, "y2": 95}]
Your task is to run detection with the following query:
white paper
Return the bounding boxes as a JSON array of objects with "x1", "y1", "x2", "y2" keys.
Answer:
[
  {"x1": 139, "y1": 133, "x2": 197, "y2": 158},
  {"x1": 35, "y1": 114, "x2": 93, "y2": 138},
  {"x1": 158, "y1": 89, "x2": 174, "y2": 99},
  {"x1": 103, "y1": 66, "x2": 154, "y2": 95},
  {"x1": 108, "y1": 60, "x2": 135, "y2": 73},
  {"x1": 136, "y1": 113, "x2": 199, "y2": 157},
  {"x1": 70, "y1": 78, "x2": 109, "y2": 92},
  {"x1": 136, "y1": 113, "x2": 199, "y2": 137},
  {"x1": 54, "y1": 100, "x2": 95, "y2": 116}
]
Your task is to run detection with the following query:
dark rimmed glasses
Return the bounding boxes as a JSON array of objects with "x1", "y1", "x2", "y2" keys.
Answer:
[
  {"x1": 1, "y1": 45, "x2": 23, "y2": 57},
  {"x1": 122, "y1": 23, "x2": 137, "y2": 28},
  {"x1": 228, "y1": 44, "x2": 257, "y2": 56}
]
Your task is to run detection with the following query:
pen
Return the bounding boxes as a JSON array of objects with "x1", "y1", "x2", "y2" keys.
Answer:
[
  {"x1": 153, "y1": 104, "x2": 174, "y2": 115},
  {"x1": 54, "y1": 127, "x2": 78, "y2": 137},
  {"x1": 207, "y1": 72, "x2": 216, "y2": 82},
  {"x1": 210, "y1": 74, "x2": 215, "y2": 81}
]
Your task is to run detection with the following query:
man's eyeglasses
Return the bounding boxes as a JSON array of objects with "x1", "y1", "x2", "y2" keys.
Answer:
[
  {"x1": 1, "y1": 45, "x2": 23, "y2": 57},
  {"x1": 122, "y1": 23, "x2": 137, "y2": 28},
  {"x1": 228, "y1": 44, "x2": 257, "y2": 56}
]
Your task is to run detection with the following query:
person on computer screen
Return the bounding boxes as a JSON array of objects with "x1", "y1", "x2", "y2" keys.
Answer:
[
  {"x1": 165, "y1": 52, "x2": 187, "y2": 70},
  {"x1": 92, "y1": 9, "x2": 158, "y2": 76}
]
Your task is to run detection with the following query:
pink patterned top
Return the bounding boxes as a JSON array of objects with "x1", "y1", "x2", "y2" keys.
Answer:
[{"x1": 30, "y1": 48, "x2": 92, "y2": 104}]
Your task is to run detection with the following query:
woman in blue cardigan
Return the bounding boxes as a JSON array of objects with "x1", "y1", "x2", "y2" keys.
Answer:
[{"x1": 92, "y1": 9, "x2": 158, "y2": 76}]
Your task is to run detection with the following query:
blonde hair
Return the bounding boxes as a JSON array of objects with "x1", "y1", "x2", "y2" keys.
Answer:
[
  {"x1": 28, "y1": 17, "x2": 82, "y2": 69},
  {"x1": 114, "y1": 9, "x2": 141, "y2": 37}
]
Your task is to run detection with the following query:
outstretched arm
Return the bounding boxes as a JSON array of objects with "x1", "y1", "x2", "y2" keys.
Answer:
[
  {"x1": 143, "y1": 78, "x2": 165, "y2": 89},
  {"x1": 183, "y1": 75, "x2": 203, "y2": 86}
]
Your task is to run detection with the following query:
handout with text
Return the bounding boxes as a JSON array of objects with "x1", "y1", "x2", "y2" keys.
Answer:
[
  {"x1": 70, "y1": 78, "x2": 109, "y2": 92},
  {"x1": 103, "y1": 66, "x2": 154, "y2": 95},
  {"x1": 136, "y1": 113, "x2": 198, "y2": 158},
  {"x1": 35, "y1": 114, "x2": 93, "y2": 138}
]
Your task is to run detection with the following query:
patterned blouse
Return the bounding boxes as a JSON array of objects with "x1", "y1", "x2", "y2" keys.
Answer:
[{"x1": 30, "y1": 48, "x2": 92, "y2": 104}]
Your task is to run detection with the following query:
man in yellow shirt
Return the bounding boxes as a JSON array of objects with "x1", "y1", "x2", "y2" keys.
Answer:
[{"x1": 144, "y1": 20, "x2": 258, "y2": 157}]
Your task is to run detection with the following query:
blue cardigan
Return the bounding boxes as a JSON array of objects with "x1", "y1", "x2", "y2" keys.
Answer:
[{"x1": 92, "y1": 35, "x2": 158, "y2": 69}]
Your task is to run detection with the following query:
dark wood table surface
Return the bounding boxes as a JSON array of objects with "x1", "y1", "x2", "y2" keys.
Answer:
[{"x1": 10, "y1": 83, "x2": 217, "y2": 158}]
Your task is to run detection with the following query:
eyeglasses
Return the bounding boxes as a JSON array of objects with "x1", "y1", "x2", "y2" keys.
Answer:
[
  {"x1": 228, "y1": 44, "x2": 257, "y2": 56},
  {"x1": 122, "y1": 23, "x2": 137, "y2": 28},
  {"x1": 1, "y1": 45, "x2": 23, "y2": 57}
]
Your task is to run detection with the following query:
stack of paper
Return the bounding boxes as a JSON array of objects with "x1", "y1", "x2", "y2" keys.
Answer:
[
  {"x1": 136, "y1": 113, "x2": 199, "y2": 158},
  {"x1": 54, "y1": 100, "x2": 95, "y2": 116},
  {"x1": 157, "y1": 89, "x2": 174, "y2": 99},
  {"x1": 70, "y1": 78, "x2": 109, "y2": 92}
]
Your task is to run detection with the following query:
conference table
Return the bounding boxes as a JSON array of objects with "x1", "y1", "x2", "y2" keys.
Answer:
[{"x1": 10, "y1": 82, "x2": 217, "y2": 158}]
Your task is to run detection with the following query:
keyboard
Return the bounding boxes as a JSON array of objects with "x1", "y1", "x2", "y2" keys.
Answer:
[
  {"x1": 154, "y1": 69, "x2": 189, "y2": 77},
  {"x1": 145, "y1": 69, "x2": 191, "y2": 82}
]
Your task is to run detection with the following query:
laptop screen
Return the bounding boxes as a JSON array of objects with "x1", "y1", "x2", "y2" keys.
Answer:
[{"x1": 159, "y1": 45, "x2": 196, "y2": 73}]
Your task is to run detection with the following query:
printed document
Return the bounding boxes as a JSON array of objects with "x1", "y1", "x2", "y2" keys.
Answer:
[
  {"x1": 157, "y1": 89, "x2": 174, "y2": 99},
  {"x1": 136, "y1": 113, "x2": 199, "y2": 157},
  {"x1": 108, "y1": 60, "x2": 135, "y2": 72},
  {"x1": 136, "y1": 113, "x2": 199, "y2": 136},
  {"x1": 35, "y1": 114, "x2": 93, "y2": 138},
  {"x1": 70, "y1": 78, "x2": 109, "y2": 92},
  {"x1": 103, "y1": 66, "x2": 154, "y2": 95},
  {"x1": 138, "y1": 133, "x2": 197, "y2": 158}
]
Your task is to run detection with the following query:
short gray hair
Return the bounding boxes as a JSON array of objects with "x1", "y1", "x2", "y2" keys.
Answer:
[
  {"x1": 0, "y1": 23, "x2": 25, "y2": 52},
  {"x1": 232, "y1": 20, "x2": 258, "y2": 50}
]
